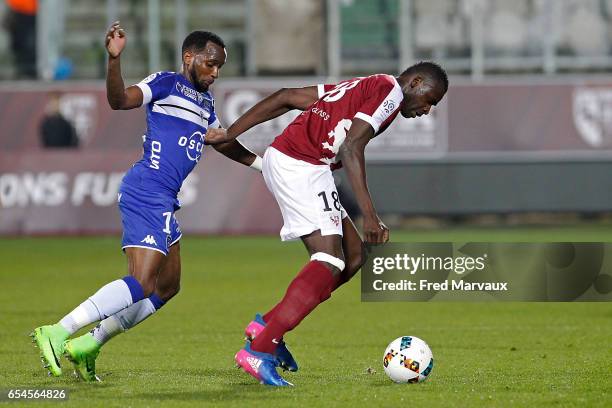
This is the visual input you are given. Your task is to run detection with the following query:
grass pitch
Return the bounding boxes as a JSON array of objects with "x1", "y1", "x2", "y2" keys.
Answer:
[{"x1": 1, "y1": 225, "x2": 611, "y2": 407}]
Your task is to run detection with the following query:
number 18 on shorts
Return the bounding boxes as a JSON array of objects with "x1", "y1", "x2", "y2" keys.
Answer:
[{"x1": 262, "y1": 147, "x2": 346, "y2": 242}]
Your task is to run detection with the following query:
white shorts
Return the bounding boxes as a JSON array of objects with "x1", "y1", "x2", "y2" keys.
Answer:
[{"x1": 263, "y1": 147, "x2": 347, "y2": 241}]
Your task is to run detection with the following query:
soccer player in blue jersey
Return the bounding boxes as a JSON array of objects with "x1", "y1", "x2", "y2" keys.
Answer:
[{"x1": 31, "y1": 22, "x2": 262, "y2": 382}]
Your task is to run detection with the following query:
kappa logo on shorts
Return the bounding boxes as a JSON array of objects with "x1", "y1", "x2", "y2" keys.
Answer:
[{"x1": 141, "y1": 235, "x2": 158, "y2": 246}]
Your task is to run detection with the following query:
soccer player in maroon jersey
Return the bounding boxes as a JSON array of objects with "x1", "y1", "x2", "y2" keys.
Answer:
[{"x1": 206, "y1": 62, "x2": 448, "y2": 386}]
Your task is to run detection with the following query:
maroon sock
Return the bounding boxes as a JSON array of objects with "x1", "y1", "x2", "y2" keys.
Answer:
[
  {"x1": 264, "y1": 262, "x2": 355, "y2": 321},
  {"x1": 263, "y1": 303, "x2": 280, "y2": 324},
  {"x1": 251, "y1": 260, "x2": 338, "y2": 354}
]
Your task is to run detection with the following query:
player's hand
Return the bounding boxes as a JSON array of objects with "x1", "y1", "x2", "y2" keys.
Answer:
[
  {"x1": 378, "y1": 216, "x2": 390, "y2": 243},
  {"x1": 105, "y1": 21, "x2": 126, "y2": 58},
  {"x1": 363, "y1": 214, "x2": 389, "y2": 245},
  {"x1": 204, "y1": 127, "x2": 230, "y2": 145}
]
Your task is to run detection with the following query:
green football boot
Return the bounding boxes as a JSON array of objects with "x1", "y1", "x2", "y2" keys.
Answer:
[
  {"x1": 30, "y1": 324, "x2": 70, "y2": 377},
  {"x1": 64, "y1": 334, "x2": 101, "y2": 382}
]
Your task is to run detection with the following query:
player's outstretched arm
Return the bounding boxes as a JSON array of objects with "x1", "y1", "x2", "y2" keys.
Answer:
[
  {"x1": 105, "y1": 21, "x2": 143, "y2": 110},
  {"x1": 205, "y1": 86, "x2": 319, "y2": 144},
  {"x1": 339, "y1": 118, "x2": 389, "y2": 244},
  {"x1": 212, "y1": 139, "x2": 262, "y2": 171}
]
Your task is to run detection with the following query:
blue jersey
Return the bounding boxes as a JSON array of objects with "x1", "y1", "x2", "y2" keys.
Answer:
[{"x1": 122, "y1": 71, "x2": 220, "y2": 197}]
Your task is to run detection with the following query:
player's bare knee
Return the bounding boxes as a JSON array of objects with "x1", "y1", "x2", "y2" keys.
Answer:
[
  {"x1": 143, "y1": 282, "x2": 157, "y2": 298},
  {"x1": 156, "y1": 288, "x2": 177, "y2": 303},
  {"x1": 160, "y1": 281, "x2": 180, "y2": 301},
  {"x1": 311, "y1": 252, "x2": 345, "y2": 276},
  {"x1": 172, "y1": 281, "x2": 180, "y2": 297},
  {"x1": 132, "y1": 275, "x2": 156, "y2": 297},
  {"x1": 350, "y1": 242, "x2": 368, "y2": 272},
  {"x1": 343, "y1": 241, "x2": 365, "y2": 272},
  {"x1": 345, "y1": 258, "x2": 360, "y2": 276}
]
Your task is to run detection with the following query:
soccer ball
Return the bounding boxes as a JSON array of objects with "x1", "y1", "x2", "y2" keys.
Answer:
[{"x1": 382, "y1": 336, "x2": 434, "y2": 383}]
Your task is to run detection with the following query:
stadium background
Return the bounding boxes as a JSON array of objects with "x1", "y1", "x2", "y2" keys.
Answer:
[
  {"x1": 3, "y1": 0, "x2": 612, "y2": 233},
  {"x1": 0, "y1": 1, "x2": 611, "y2": 407}
]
